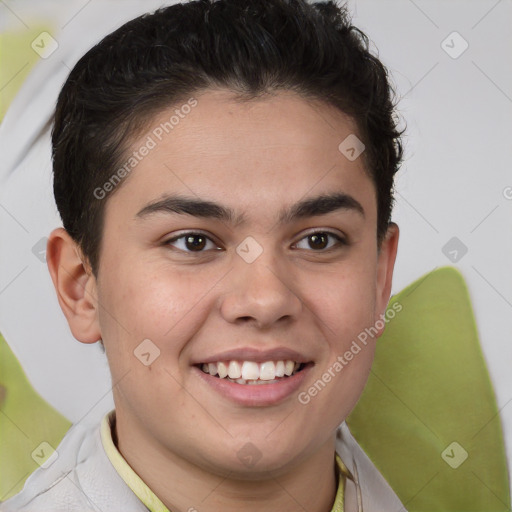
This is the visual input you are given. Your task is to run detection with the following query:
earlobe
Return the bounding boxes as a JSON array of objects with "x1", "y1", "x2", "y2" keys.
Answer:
[
  {"x1": 46, "y1": 227, "x2": 101, "y2": 344},
  {"x1": 375, "y1": 222, "x2": 400, "y2": 333}
]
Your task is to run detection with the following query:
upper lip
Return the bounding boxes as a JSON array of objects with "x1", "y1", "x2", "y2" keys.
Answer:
[{"x1": 192, "y1": 347, "x2": 312, "y2": 365}]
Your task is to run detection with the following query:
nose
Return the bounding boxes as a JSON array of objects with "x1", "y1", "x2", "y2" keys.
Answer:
[{"x1": 219, "y1": 247, "x2": 303, "y2": 329}]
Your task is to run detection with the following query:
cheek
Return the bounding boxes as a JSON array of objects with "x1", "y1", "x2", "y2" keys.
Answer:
[
  {"x1": 96, "y1": 261, "x2": 214, "y2": 364},
  {"x1": 308, "y1": 261, "x2": 377, "y2": 342},
  {"x1": 299, "y1": 258, "x2": 377, "y2": 419}
]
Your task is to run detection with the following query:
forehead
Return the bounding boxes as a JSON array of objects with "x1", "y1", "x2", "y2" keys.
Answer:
[
  {"x1": 147, "y1": 88, "x2": 360, "y2": 160},
  {"x1": 104, "y1": 88, "x2": 376, "y2": 222}
]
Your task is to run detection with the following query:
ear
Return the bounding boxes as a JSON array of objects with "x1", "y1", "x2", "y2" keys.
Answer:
[
  {"x1": 46, "y1": 227, "x2": 101, "y2": 344},
  {"x1": 374, "y1": 222, "x2": 400, "y2": 332}
]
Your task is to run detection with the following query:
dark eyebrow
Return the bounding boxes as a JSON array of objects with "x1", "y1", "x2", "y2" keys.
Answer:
[
  {"x1": 135, "y1": 192, "x2": 365, "y2": 225},
  {"x1": 279, "y1": 192, "x2": 365, "y2": 223},
  {"x1": 136, "y1": 195, "x2": 244, "y2": 224}
]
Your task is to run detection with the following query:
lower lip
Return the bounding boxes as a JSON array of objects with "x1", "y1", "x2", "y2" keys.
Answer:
[{"x1": 193, "y1": 365, "x2": 312, "y2": 407}]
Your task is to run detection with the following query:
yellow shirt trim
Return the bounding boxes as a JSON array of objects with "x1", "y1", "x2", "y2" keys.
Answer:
[
  {"x1": 100, "y1": 412, "x2": 169, "y2": 512},
  {"x1": 101, "y1": 412, "x2": 347, "y2": 512}
]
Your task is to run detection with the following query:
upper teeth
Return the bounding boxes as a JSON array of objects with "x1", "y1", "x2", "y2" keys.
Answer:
[{"x1": 202, "y1": 360, "x2": 300, "y2": 380}]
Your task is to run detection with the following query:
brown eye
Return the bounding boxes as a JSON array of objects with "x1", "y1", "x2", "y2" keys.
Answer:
[
  {"x1": 185, "y1": 234, "x2": 206, "y2": 251},
  {"x1": 308, "y1": 233, "x2": 328, "y2": 250},
  {"x1": 294, "y1": 231, "x2": 346, "y2": 251},
  {"x1": 165, "y1": 232, "x2": 219, "y2": 253}
]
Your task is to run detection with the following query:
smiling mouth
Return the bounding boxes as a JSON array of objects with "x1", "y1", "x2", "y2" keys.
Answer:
[{"x1": 198, "y1": 360, "x2": 309, "y2": 385}]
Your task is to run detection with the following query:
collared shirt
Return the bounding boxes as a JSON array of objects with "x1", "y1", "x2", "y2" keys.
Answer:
[
  {"x1": 100, "y1": 411, "x2": 349, "y2": 511},
  {"x1": 0, "y1": 410, "x2": 406, "y2": 511}
]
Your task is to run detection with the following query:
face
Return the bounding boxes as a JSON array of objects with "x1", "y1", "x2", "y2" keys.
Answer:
[{"x1": 78, "y1": 89, "x2": 397, "y2": 477}]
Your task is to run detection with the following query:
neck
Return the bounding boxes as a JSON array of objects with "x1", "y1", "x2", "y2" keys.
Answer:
[{"x1": 114, "y1": 411, "x2": 339, "y2": 512}]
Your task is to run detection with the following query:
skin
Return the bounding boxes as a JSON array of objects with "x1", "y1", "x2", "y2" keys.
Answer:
[{"x1": 47, "y1": 88, "x2": 399, "y2": 512}]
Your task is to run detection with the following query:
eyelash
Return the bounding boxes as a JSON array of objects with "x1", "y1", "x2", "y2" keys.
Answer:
[{"x1": 164, "y1": 230, "x2": 347, "y2": 254}]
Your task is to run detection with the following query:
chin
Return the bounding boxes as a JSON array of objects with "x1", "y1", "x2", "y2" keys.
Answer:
[{"x1": 201, "y1": 437, "x2": 311, "y2": 480}]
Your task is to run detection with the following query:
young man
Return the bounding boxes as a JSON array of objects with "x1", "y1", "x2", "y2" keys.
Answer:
[{"x1": 1, "y1": 0, "x2": 405, "y2": 510}]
